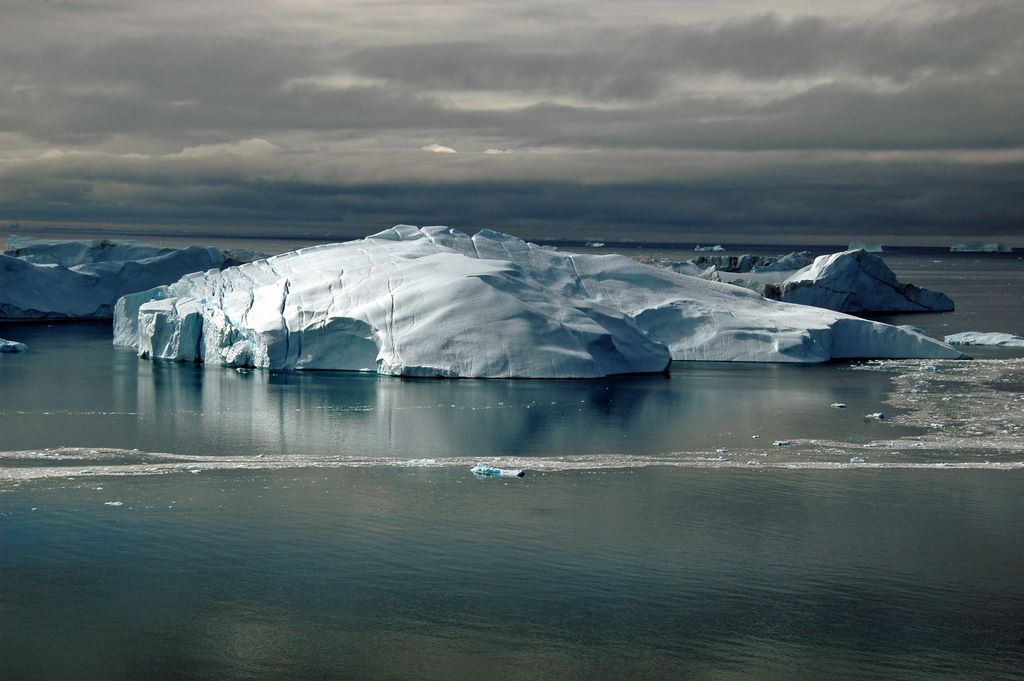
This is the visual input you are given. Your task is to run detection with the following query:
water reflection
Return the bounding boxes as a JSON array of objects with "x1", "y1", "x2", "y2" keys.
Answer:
[{"x1": 0, "y1": 322, "x2": 910, "y2": 458}]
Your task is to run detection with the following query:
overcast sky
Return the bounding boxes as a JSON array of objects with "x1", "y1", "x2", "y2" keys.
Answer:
[{"x1": 1, "y1": 0, "x2": 1021, "y2": 243}]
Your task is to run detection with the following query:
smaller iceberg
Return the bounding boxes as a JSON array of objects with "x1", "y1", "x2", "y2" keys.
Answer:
[
  {"x1": 848, "y1": 241, "x2": 884, "y2": 252},
  {"x1": 944, "y1": 332, "x2": 1024, "y2": 347},
  {"x1": 768, "y1": 249, "x2": 954, "y2": 313},
  {"x1": 0, "y1": 338, "x2": 28, "y2": 353},
  {"x1": 694, "y1": 244, "x2": 725, "y2": 252},
  {"x1": 471, "y1": 463, "x2": 525, "y2": 478},
  {"x1": 584, "y1": 241, "x2": 605, "y2": 248},
  {"x1": 949, "y1": 242, "x2": 1012, "y2": 253}
]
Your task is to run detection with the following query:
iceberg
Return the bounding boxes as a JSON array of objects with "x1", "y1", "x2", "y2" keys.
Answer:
[
  {"x1": 113, "y1": 226, "x2": 964, "y2": 378},
  {"x1": 0, "y1": 338, "x2": 28, "y2": 353},
  {"x1": 848, "y1": 241, "x2": 884, "y2": 253},
  {"x1": 694, "y1": 244, "x2": 725, "y2": 252},
  {"x1": 471, "y1": 463, "x2": 525, "y2": 478},
  {"x1": 642, "y1": 250, "x2": 950, "y2": 314},
  {"x1": 949, "y1": 242, "x2": 1012, "y2": 253},
  {"x1": 1, "y1": 236, "x2": 264, "y2": 320},
  {"x1": 944, "y1": 332, "x2": 1024, "y2": 347},
  {"x1": 767, "y1": 250, "x2": 954, "y2": 313},
  {"x1": 5, "y1": 235, "x2": 178, "y2": 266}
]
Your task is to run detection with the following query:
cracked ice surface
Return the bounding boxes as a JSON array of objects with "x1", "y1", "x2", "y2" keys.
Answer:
[{"x1": 113, "y1": 226, "x2": 963, "y2": 378}]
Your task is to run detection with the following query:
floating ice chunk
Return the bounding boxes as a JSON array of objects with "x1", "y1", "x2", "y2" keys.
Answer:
[
  {"x1": 865, "y1": 412, "x2": 886, "y2": 420},
  {"x1": 830, "y1": 402, "x2": 847, "y2": 409},
  {"x1": 694, "y1": 244, "x2": 725, "y2": 252},
  {"x1": 944, "y1": 331, "x2": 1024, "y2": 348},
  {"x1": 471, "y1": 463, "x2": 525, "y2": 478},
  {"x1": 746, "y1": 460, "x2": 762, "y2": 466},
  {"x1": 103, "y1": 501, "x2": 123, "y2": 506},
  {"x1": 772, "y1": 439, "x2": 793, "y2": 447},
  {"x1": 0, "y1": 338, "x2": 28, "y2": 353},
  {"x1": 849, "y1": 456, "x2": 866, "y2": 464},
  {"x1": 949, "y1": 242, "x2": 1011, "y2": 253},
  {"x1": 584, "y1": 241, "x2": 605, "y2": 248}
]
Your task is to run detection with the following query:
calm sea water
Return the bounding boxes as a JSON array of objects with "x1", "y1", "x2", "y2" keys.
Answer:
[{"x1": 2, "y1": 237, "x2": 1023, "y2": 679}]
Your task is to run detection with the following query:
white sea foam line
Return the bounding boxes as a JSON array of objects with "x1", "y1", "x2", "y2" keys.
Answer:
[{"x1": 3, "y1": 448, "x2": 1024, "y2": 485}]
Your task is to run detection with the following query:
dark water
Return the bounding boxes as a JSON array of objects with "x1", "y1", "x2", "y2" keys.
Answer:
[
  {"x1": 0, "y1": 322, "x2": 909, "y2": 459},
  {"x1": 2, "y1": 241, "x2": 1024, "y2": 679},
  {"x1": 3, "y1": 467, "x2": 1023, "y2": 680}
]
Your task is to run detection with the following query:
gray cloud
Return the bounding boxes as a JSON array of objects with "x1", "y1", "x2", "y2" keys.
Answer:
[{"x1": 0, "y1": 0, "x2": 1021, "y2": 242}]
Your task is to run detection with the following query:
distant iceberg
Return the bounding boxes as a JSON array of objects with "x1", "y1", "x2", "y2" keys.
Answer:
[
  {"x1": 848, "y1": 241, "x2": 884, "y2": 253},
  {"x1": 0, "y1": 338, "x2": 28, "y2": 353},
  {"x1": 945, "y1": 332, "x2": 1024, "y2": 347},
  {"x1": 114, "y1": 226, "x2": 963, "y2": 378},
  {"x1": 769, "y1": 249, "x2": 954, "y2": 313},
  {"x1": 1, "y1": 236, "x2": 265, "y2": 320},
  {"x1": 694, "y1": 244, "x2": 725, "y2": 252},
  {"x1": 949, "y1": 242, "x2": 1012, "y2": 253},
  {"x1": 646, "y1": 249, "x2": 953, "y2": 314}
]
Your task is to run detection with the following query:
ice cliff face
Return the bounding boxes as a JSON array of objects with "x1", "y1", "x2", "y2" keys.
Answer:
[{"x1": 114, "y1": 226, "x2": 963, "y2": 378}]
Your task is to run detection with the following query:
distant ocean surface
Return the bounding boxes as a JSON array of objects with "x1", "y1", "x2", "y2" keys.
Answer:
[{"x1": 2, "y1": 231, "x2": 1023, "y2": 680}]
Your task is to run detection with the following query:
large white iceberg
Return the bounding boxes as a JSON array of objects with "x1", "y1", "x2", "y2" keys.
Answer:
[
  {"x1": 113, "y1": 226, "x2": 963, "y2": 378},
  {"x1": 949, "y1": 242, "x2": 1012, "y2": 253},
  {"x1": 945, "y1": 332, "x2": 1024, "y2": 347},
  {"x1": 1, "y1": 236, "x2": 264, "y2": 320}
]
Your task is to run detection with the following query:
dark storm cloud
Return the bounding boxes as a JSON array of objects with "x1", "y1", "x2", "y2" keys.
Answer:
[
  {"x1": 344, "y1": 5, "x2": 1024, "y2": 97},
  {"x1": 0, "y1": 0, "x2": 1021, "y2": 242}
]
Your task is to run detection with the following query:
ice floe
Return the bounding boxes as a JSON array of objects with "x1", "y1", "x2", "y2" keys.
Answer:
[
  {"x1": 471, "y1": 463, "x2": 525, "y2": 478},
  {"x1": 944, "y1": 332, "x2": 1024, "y2": 348},
  {"x1": 113, "y1": 226, "x2": 963, "y2": 378}
]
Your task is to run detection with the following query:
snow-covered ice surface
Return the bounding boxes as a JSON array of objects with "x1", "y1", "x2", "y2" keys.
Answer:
[
  {"x1": 949, "y1": 242, "x2": 1012, "y2": 253},
  {"x1": 3, "y1": 358, "x2": 1021, "y2": 487},
  {"x1": 114, "y1": 226, "x2": 962, "y2": 378},
  {"x1": 945, "y1": 331, "x2": 1024, "y2": 347},
  {"x1": 0, "y1": 338, "x2": 28, "y2": 353}
]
